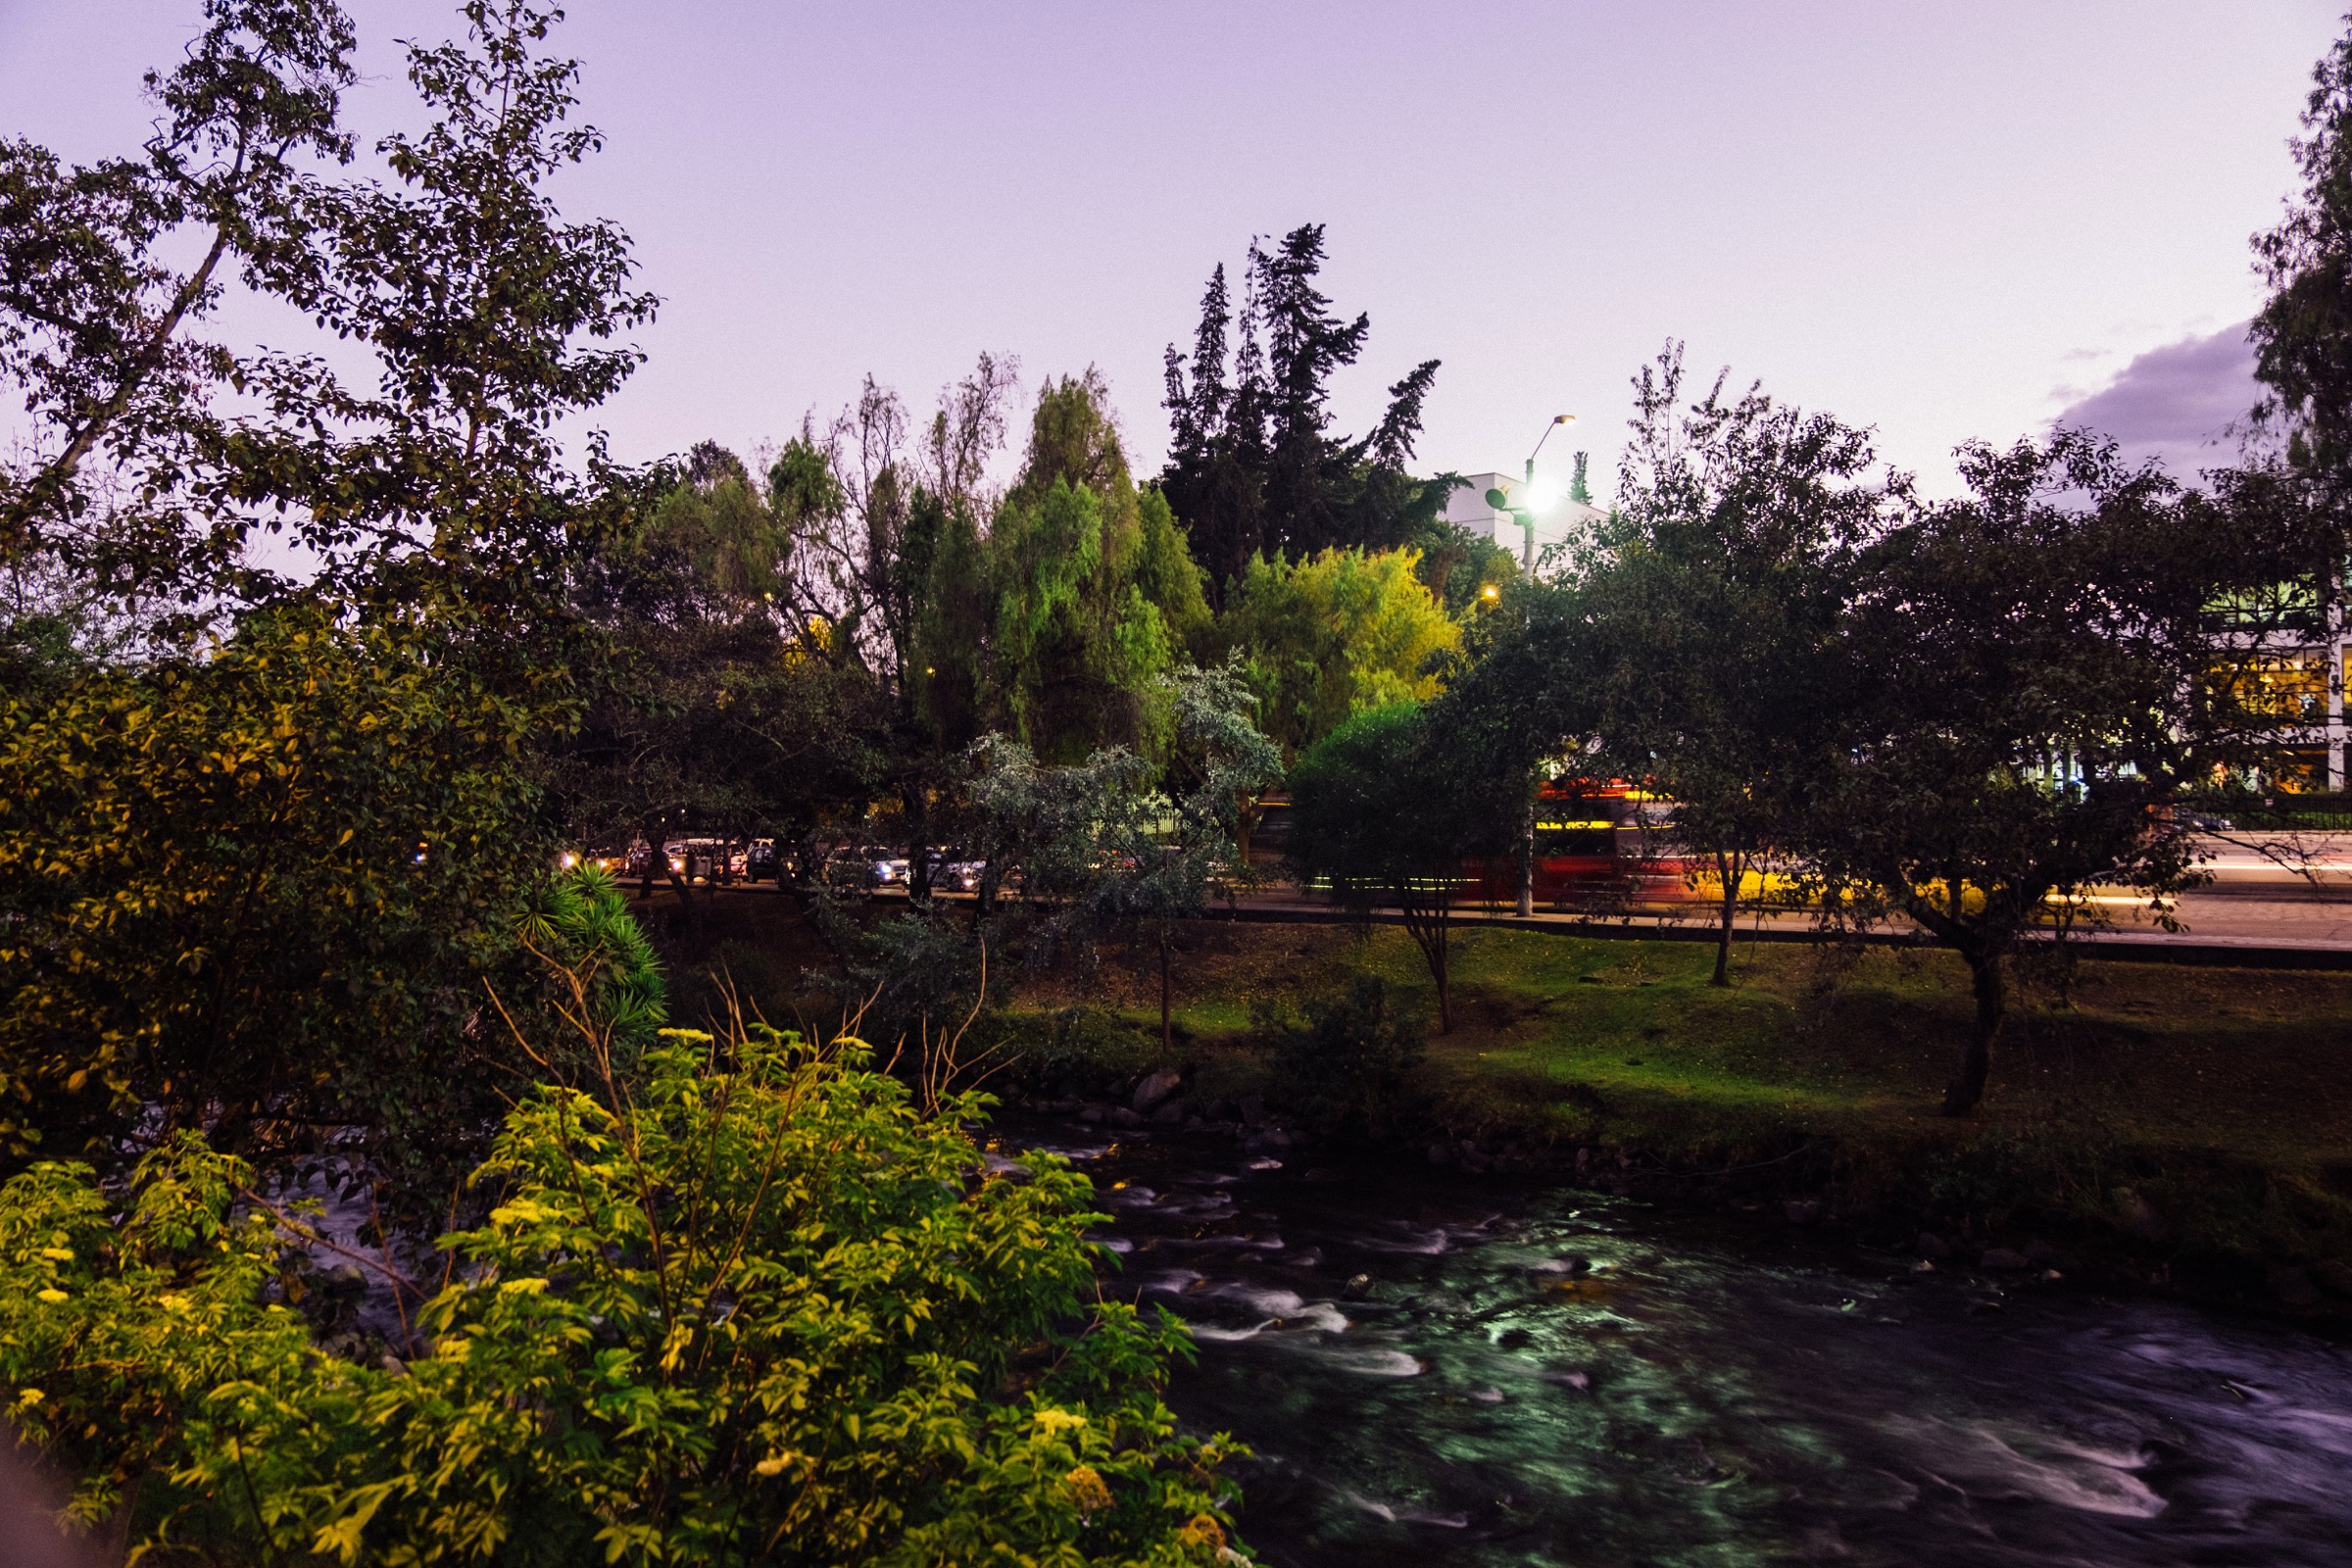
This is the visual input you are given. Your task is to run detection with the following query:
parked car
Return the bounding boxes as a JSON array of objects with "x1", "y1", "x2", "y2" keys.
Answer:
[
  {"x1": 743, "y1": 839, "x2": 780, "y2": 881},
  {"x1": 912, "y1": 850, "x2": 985, "y2": 893},
  {"x1": 662, "y1": 837, "x2": 733, "y2": 882}
]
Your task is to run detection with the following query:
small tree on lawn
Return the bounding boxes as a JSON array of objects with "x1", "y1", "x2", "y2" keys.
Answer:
[
  {"x1": 1590, "y1": 344, "x2": 1903, "y2": 985},
  {"x1": 1286, "y1": 701, "x2": 1491, "y2": 1033},
  {"x1": 968, "y1": 661, "x2": 1278, "y2": 1053},
  {"x1": 1806, "y1": 432, "x2": 2274, "y2": 1114}
]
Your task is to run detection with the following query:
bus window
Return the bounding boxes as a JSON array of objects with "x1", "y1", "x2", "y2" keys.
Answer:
[{"x1": 1536, "y1": 820, "x2": 1615, "y2": 858}]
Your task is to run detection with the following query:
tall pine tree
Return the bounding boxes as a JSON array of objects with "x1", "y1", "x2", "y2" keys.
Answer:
[{"x1": 1161, "y1": 224, "x2": 1448, "y2": 604}]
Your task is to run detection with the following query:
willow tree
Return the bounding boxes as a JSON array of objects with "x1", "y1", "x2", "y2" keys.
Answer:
[{"x1": 973, "y1": 371, "x2": 1210, "y2": 763}]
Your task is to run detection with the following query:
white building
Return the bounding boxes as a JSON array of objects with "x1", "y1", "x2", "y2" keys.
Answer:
[{"x1": 1443, "y1": 471, "x2": 1607, "y2": 572}]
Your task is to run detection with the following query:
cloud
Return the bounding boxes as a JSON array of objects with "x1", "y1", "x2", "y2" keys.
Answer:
[{"x1": 2051, "y1": 322, "x2": 2257, "y2": 475}]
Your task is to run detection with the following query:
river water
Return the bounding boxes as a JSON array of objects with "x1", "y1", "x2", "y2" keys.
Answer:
[{"x1": 1007, "y1": 1120, "x2": 2352, "y2": 1568}]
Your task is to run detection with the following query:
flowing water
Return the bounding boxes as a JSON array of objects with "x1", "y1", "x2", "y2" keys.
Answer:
[{"x1": 1007, "y1": 1120, "x2": 2352, "y2": 1568}]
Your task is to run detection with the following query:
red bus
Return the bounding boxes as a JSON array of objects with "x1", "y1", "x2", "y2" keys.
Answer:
[{"x1": 1247, "y1": 781, "x2": 1695, "y2": 909}]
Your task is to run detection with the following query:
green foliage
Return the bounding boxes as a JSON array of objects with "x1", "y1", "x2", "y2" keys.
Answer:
[
  {"x1": 1577, "y1": 343, "x2": 1899, "y2": 976},
  {"x1": 1805, "y1": 431, "x2": 2273, "y2": 1109},
  {"x1": 1286, "y1": 702, "x2": 1489, "y2": 1030},
  {"x1": 2253, "y1": 17, "x2": 2352, "y2": 474},
  {"x1": 551, "y1": 444, "x2": 889, "y2": 862},
  {"x1": 982, "y1": 373, "x2": 1209, "y2": 762},
  {"x1": 1160, "y1": 227, "x2": 1449, "y2": 603},
  {"x1": 509, "y1": 865, "x2": 667, "y2": 1082},
  {"x1": 0, "y1": 1028, "x2": 1246, "y2": 1564},
  {"x1": 1210, "y1": 546, "x2": 1461, "y2": 762},
  {"x1": 968, "y1": 662, "x2": 1278, "y2": 946},
  {"x1": 0, "y1": 603, "x2": 560, "y2": 1189},
  {"x1": 1256, "y1": 974, "x2": 1425, "y2": 1138}
]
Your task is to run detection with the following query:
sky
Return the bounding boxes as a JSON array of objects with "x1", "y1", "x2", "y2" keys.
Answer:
[{"x1": 1, "y1": 0, "x2": 2340, "y2": 501}]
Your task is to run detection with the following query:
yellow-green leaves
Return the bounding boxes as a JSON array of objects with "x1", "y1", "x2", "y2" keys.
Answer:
[{"x1": 0, "y1": 1022, "x2": 1246, "y2": 1563}]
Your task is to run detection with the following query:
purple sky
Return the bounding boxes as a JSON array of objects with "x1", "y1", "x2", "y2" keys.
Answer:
[{"x1": 0, "y1": 1, "x2": 2337, "y2": 500}]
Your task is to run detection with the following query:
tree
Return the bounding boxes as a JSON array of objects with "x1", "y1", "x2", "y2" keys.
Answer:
[
  {"x1": 961, "y1": 663, "x2": 1278, "y2": 1053},
  {"x1": 1207, "y1": 546, "x2": 1461, "y2": 765},
  {"x1": 2252, "y1": 17, "x2": 2352, "y2": 479},
  {"x1": 1287, "y1": 702, "x2": 1492, "y2": 1032},
  {"x1": 978, "y1": 372, "x2": 1209, "y2": 763},
  {"x1": 1588, "y1": 345, "x2": 1904, "y2": 984},
  {"x1": 755, "y1": 355, "x2": 1034, "y2": 896},
  {"x1": 0, "y1": 914, "x2": 1246, "y2": 1563},
  {"x1": 0, "y1": 0, "x2": 356, "y2": 578},
  {"x1": 1161, "y1": 226, "x2": 1449, "y2": 602},
  {"x1": 545, "y1": 440, "x2": 898, "y2": 905},
  {"x1": 0, "y1": 605, "x2": 558, "y2": 1198},
  {"x1": 1806, "y1": 432, "x2": 2274, "y2": 1114},
  {"x1": 0, "y1": 1, "x2": 660, "y2": 1197}
]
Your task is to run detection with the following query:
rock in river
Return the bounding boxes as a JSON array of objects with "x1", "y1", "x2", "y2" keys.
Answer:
[{"x1": 1133, "y1": 1068, "x2": 1183, "y2": 1112}]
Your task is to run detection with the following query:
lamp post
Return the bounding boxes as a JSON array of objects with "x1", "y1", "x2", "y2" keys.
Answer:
[
  {"x1": 1481, "y1": 415, "x2": 1576, "y2": 916},
  {"x1": 1485, "y1": 414, "x2": 1576, "y2": 572}
]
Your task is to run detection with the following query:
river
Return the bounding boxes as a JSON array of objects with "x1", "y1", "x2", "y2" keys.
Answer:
[{"x1": 1006, "y1": 1119, "x2": 2352, "y2": 1568}]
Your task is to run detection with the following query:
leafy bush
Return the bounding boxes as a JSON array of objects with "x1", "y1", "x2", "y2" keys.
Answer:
[
  {"x1": 0, "y1": 1026, "x2": 1246, "y2": 1564},
  {"x1": 0, "y1": 604, "x2": 564, "y2": 1197},
  {"x1": 1258, "y1": 974, "x2": 1426, "y2": 1137}
]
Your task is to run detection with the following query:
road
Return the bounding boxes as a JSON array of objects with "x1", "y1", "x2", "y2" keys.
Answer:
[{"x1": 1220, "y1": 834, "x2": 2352, "y2": 964}]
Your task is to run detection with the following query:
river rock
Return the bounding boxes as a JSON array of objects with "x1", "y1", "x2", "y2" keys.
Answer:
[
  {"x1": 2273, "y1": 1267, "x2": 2326, "y2": 1308},
  {"x1": 1916, "y1": 1231, "x2": 1952, "y2": 1259},
  {"x1": 1783, "y1": 1200, "x2": 1820, "y2": 1224},
  {"x1": 1107, "y1": 1106, "x2": 1145, "y2": 1129},
  {"x1": 1079, "y1": 1104, "x2": 1108, "y2": 1124},
  {"x1": 1981, "y1": 1248, "x2": 2031, "y2": 1271},
  {"x1": 323, "y1": 1263, "x2": 368, "y2": 1297},
  {"x1": 2314, "y1": 1259, "x2": 2352, "y2": 1298},
  {"x1": 1428, "y1": 1143, "x2": 1454, "y2": 1166},
  {"x1": 2114, "y1": 1187, "x2": 2170, "y2": 1242},
  {"x1": 2022, "y1": 1239, "x2": 2059, "y2": 1265},
  {"x1": 1133, "y1": 1069, "x2": 1183, "y2": 1111},
  {"x1": 1151, "y1": 1099, "x2": 1188, "y2": 1126},
  {"x1": 1238, "y1": 1094, "x2": 1266, "y2": 1128}
]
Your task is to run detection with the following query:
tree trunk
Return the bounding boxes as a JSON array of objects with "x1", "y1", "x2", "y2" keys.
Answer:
[
  {"x1": 1517, "y1": 784, "x2": 1536, "y2": 918},
  {"x1": 1942, "y1": 951, "x2": 2002, "y2": 1115},
  {"x1": 904, "y1": 783, "x2": 933, "y2": 902},
  {"x1": 1401, "y1": 891, "x2": 1454, "y2": 1033},
  {"x1": 1712, "y1": 850, "x2": 1739, "y2": 987},
  {"x1": 1434, "y1": 905, "x2": 1452, "y2": 1032},
  {"x1": 1160, "y1": 927, "x2": 1173, "y2": 1054}
]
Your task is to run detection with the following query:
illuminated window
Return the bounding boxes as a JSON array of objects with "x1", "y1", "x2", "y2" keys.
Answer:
[{"x1": 2219, "y1": 649, "x2": 2328, "y2": 721}]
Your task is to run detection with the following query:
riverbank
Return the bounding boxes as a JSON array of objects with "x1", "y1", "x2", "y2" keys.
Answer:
[
  {"x1": 1003, "y1": 919, "x2": 2352, "y2": 1319},
  {"x1": 636, "y1": 892, "x2": 2352, "y2": 1319}
]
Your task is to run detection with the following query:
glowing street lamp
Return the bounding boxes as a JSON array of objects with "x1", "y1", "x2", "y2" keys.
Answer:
[{"x1": 1485, "y1": 415, "x2": 1576, "y2": 571}]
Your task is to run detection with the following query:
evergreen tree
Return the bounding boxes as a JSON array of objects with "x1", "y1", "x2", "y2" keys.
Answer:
[{"x1": 1160, "y1": 224, "x2": 1448, "y2": 603}]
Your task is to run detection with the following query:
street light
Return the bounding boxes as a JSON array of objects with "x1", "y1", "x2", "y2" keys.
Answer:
[
  {"x1": 1484, "y1": 415, "x2": 1576, "y2": 572},
  {"x1": 1482, "y1": 416, "x2": 1575, "y2": 919}
]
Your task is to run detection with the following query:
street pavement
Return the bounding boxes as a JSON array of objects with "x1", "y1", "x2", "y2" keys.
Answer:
[{"x1": 1220, "y1": 835, "x2": 2352, "y2": 961}]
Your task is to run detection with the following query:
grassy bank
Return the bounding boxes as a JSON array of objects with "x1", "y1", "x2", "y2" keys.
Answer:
[{"x1": 647, "y1": 890, "x2": 2352, "y2": 1315}]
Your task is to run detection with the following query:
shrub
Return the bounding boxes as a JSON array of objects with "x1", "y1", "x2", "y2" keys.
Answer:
[
  {"x1": 1259, "y1": 974, "x2": 1426, "y2": 1138},
  {"x1": 0, "y1": 1025, "x2": 1246, "y2": 1564}
]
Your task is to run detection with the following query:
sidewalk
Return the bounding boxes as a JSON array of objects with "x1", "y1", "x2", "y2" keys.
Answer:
[{"x1": 1214, "y1": 886, "x2": 2352, "y2": 968}]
